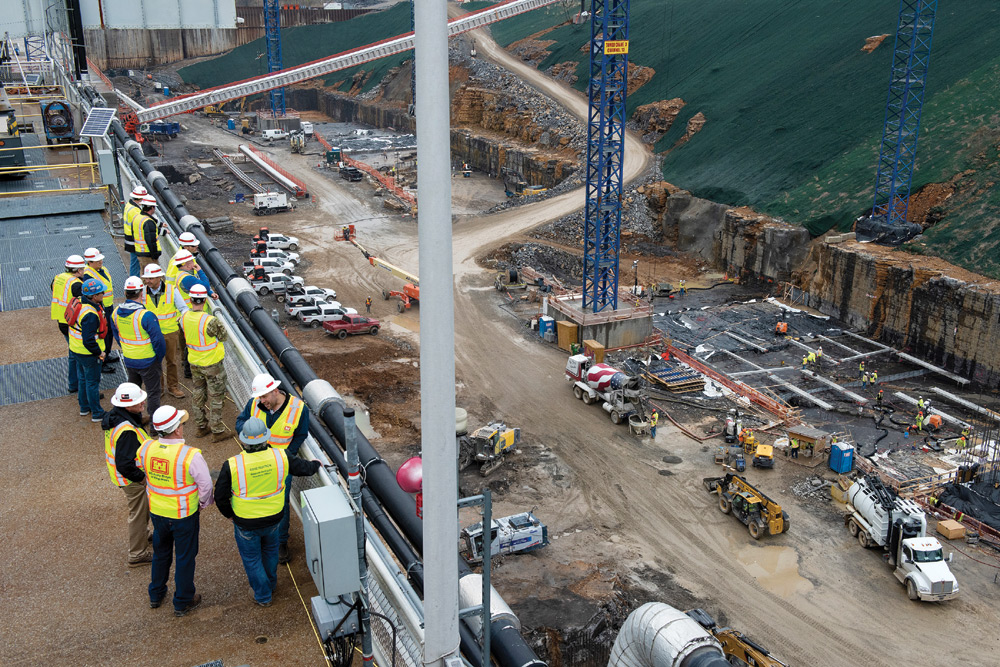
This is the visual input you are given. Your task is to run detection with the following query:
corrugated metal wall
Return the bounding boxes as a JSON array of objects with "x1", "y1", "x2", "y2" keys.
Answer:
[
  {"x1": 84, "y1": 29, "x2": 240, "y2": 70},
  {"x1": 234, "y1": 7, "x2": 372, "y2": 43}
]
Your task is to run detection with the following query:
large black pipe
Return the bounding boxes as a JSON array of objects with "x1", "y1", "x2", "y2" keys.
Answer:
[{"x1": 95, "y1": 89, "x2": 534, "y2": 667}]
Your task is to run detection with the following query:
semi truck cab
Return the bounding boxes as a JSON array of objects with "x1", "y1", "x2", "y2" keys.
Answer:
[{"x1": 895, "y1": 537, "x2": 959, "y2": 602}]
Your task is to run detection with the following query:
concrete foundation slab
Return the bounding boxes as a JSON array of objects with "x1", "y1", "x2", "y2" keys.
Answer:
[{"x1": 546, "y1": 292, "x2": 653, "y2": 350}]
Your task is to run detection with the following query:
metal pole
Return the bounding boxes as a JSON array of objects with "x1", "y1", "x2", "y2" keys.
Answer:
[
  {"x1": 414, "y1": 0, "x2": 459, "y2": 663},
  {"x1": 481, "y1": 488, "x2": 492, "y2": 667},
  {"x1": 344, "y1": 407, "x2": 373, "y2": 667}
]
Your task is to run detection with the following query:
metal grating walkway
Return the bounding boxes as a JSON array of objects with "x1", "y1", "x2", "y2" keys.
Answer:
[{"x1": 0, "y1": 357, "x2": 126, "y2": 406}]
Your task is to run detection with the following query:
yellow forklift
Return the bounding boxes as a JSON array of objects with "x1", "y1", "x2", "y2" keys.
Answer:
[{"x1": 704, "y1": 473, "x2": 789, "y2": 539}]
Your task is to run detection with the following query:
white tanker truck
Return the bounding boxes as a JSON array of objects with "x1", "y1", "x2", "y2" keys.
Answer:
[
  {"x1": 565, "y1": 354, "x2": 643, "y2": 425},
  {"x1": 846, "y1": 475, "x2": 959, "y2": 602}
]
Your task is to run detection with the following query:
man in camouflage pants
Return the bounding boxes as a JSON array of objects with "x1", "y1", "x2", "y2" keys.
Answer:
[{"x1": 181, "y1": 284, "x2": 230, "y2": 442}]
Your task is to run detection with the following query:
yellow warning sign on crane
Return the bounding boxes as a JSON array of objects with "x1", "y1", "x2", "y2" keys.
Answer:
[{"x1": 604, "y1": 40, "x2": 629, "y2": 55}]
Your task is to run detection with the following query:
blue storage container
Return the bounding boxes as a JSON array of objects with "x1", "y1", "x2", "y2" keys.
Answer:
[
  {"x1": 538, "y1": 316, "x2": 554, "y2": 339},
  {"x1": 227, "y1": 118, "x2": 236, "y2": 130},
  {"x1": 162, "y1": 86, "x2": 170, "y2": 96},
  {"x1": 829, "y1": 442, "x2": 855, "y2": 474}
]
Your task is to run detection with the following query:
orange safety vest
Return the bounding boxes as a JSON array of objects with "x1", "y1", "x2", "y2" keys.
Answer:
[
  {"x1": 104, "y1": 420, "x2": 149, "y2": 487},
  {"x1": 138, "y1": 439, "x2": 201, "y2": 518},
  {"x1": 251, "y1": 395, "x2": 306, "y2": 449}
]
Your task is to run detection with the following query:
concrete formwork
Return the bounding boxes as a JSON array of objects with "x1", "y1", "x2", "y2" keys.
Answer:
[{"x1": 546, "y1": 293, "x2": 653, "y2": 350}]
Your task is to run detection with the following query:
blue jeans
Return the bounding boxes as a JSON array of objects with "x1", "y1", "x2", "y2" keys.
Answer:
[
  {"x1": 278, "y1": 473, "x2": 292, "y2": 546},
  {"x1": 234, "y1": 522, "x2": 280, "y2": 604},
  {"x1": 129, "y1": 252, "x2": 141, "y2": 278},
  {"x1": 71, "y1": 351, "x2": 104, "y2": 418},
  {"x1": 150, "y1": 512, "x2": 201, "y2": 611}
]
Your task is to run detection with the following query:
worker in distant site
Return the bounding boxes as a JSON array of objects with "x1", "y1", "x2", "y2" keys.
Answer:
[
  {"x1": 172, "y1": 250, "x2": 217, "y2": 380},
  {"x1": 861, "y1": 371, "x2": 869, "y2": 388},
  {"x1": 102, "y1": 382, "x2": 152, "y2": 567},
  {"x1": 858, "y1": 360, "x2": 865, "y2": 378},
  {"x1": 877, "y1": 389, "x2": 884, "y2": 406},
  {"x1": 915, "y1": 411, "x2": 925, "y2": 432},
  {"x1": 956, "y1": 435, "x2": 967, "y2": 449},
  {"x1": 140, "y1": 405, "x2": 214, "y2": 616},
  {"x1": 801, "y1": 355, "x2": 808, "y2": 368},
  {"x1": 143, "y1": 264, "x2": 187, "y2": 398},
  {"x1": 182, "y1": 284, "x2": 229, "y2": 442},
  {"x1": 84, "y1": 248, "x2": 119, "y2": 370},
  {"x1": 215, "y1": 417, "x2": 321, "y2": 606},
  {"x1": 133, "y1": 195, "x2": 162, "y2": 274},
  {"x1": 366, "y1": 296, "x2": 372, "y2": 314},
  {"x1": 649, "y1": 410, "x2": 659, "y2": 438},
  {"x1": 790, "y1": 437, "x2": 800, "y2": 459},
  {"x1": 918, "y1": 396, "x2": 926, "y2": 411},
  {"x1": 235, "y1": 374, "x2": 311, "y2": 565},
  {"x1": 807, "y1": 351, "x2": 816, "y2": 366},
  {"x1": 870, "y1": 370, "x2": 878, "y2": 385},
  {"x1": 70, "y1": 278, "x2": 110, "y2": 423},
  {"x1": 679, "y1": 279, "x2": 686, "y2": 296},
  {"x1": 114, "y1": 276, "x2": 166, "y2": 420},
  {"x1": 123, "y1": 186, "x2": 147, "y2": 277},
  {"x1": 51, "y1": 254, "x2": 87, "y2": 394},
  {"x1": 962, "y1": 426, "x2": 970, "y2": 440}
]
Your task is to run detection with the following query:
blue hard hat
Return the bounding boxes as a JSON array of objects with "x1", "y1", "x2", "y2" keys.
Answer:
[{"x1": 82, "y1": 278, "x2": 105, "y2": 297}]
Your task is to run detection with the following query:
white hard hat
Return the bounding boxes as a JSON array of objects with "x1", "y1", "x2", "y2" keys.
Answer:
[
  {"x1": 188, "y1": 283, "x2": 209, "y2": 300},
  {"x1": 111, "y1": 382, "x2": 147, "y2": 408},
  {"x1": 142, "y1": 264, "x2": 165, "y2": 279},
  {"x1": 152, "y1": 405, "x2": 189, "y2": 434},
  {"x1": 65, "y1": 254, "x2": 86, "y2": 269},
  {"x1": 130, "y1": 186, "x2": 148, "y2": 200},
  {"x1": 123, "y1": 276, "x2": 145, "y2": 291},
  {"x1": 140, "y1": 195, "x2": 157, "y2": 208},
  {"x1": 178, "y1": 232, "x2": 200, "y2": 247},
  {"x1": 173, "y1": 250, "x2": 195, "y2": 266},
  {"x1": 84, "y1": 247, "x2": 104, "y2": 262},
  {"x1": 251, "y1": 373, "x2": 281, "y2": 398}
]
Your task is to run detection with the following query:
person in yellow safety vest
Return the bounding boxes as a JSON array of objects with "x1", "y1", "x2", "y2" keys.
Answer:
[
  {"x1": 214, "y1": 417, "x2": 321, "y2": 605},
  {"x1": 71, "y1": 278, "x2": 110, "y2": 422},
  {"x1": 166, "y1": 232, "x2": 203, "y2": 282},
  {"x1": 807, "y1": 351, "x2": 816, "y2": 365},
  {"x1": 124, "y1": 186, "x2": 147, "y2": 277},
  {"x1": 790, "y1": 438, "x2": 800, "y2": 458},
  {"x1": 962, "y1": 426, "x2": 970, "y2": 440},
  {"x1": 133, "y1": 195, "x2": 162, "y2": 274},
  {"x1": 84, "y1": 247, "x2": 119, "y2": 368},
  {"x1": 102, "y1": 382, "x2": 153, "y2": 566},
  {"x1": 182, "y1": 284, "x2": 229, "y2": 442},
  {"x1": 862, "y1": 372, "x2": 869, "y2": 388},
  {"x1": 917, "y1": 396, "x2": 926, "y2": 411},
  {"x1": 650, "y1": 410, "x2": 659, "y2": 438},
  {"x1": 915, "y1": 411, "x2": 924, "y2": 432},
  {"x1": 114, "y1": 276, "x2": 166, "y2": 420},
  {"x1": 956, "y1": 436, "x2": 967, "y2": 449},
  {"x1": 139, "y1": 405, "x2": 214, "y2": 616},
  {"x1": 802, "y1": 355, "x2": 808, "y2": 367},
  {"x1": 236, "y1": 373, "x2": 312, "y2": 564},
  {"x1": 870, "y1": 370, "x2": 878, "y2": 385},
  {"x1": 859, "y1": 360, "x2": 865, "y2": 378},
  {"x1": 679, "y1": 279, "x2": 686, "y2": 295},
  {"x1": 366, "y1": 296, "x2": 372, "y2": 313},
  {"x1": 877, "y1": 389, "x2": 884, "y2": 406},
  {"x1": 143, "y1": 264, "x2": 188, "y2": 399},
  {"x1": 52, "y1": 254, "x2": 87, "y2": 394}
]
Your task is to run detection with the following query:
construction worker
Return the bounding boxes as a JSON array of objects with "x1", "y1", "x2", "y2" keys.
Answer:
[
  {"x1": 83, "y1": 247, "x2": 119, "y2": 369},
  {"x1": 956, "y1": 435, "x2": 967, "y2": 449},
  {"x1": 917, "y1": 396, "x2": 926, "y2": 411},
  {"x1": 133, "y1": 195, "x2": 162, "y2": 274},
  {"x1": 858, "y1": 360, "x2": 865, "y2": 378},
  {"x1": 123, "y1": 186, "x2": 147, "y2": 277},
  {"x1": 802, "y1": 355, "x2": 808, "y2": 368},
  {"x1": 807, "y1": 351, "x2": 816, "y2": 365},
  {"x1": 915, "y1": 411, "x2": 924, "y2": 432},
  {"x1": 143, "y1": 264, "x2": 188, "y2": 398},
  {"x1": 215, "y1": 417, "x2": 321, "y2": 606},
  {"x1": 870, "y1": 370, "x2": 878, "y2": 385},
  {"x1": 961, "y1": 426, "x2": 970, "y2": 440},
  {"x1": 366, "y1": 296, "x2": 372, "y2": 314},
  {"x1": 102, "y1": 382, "x2": 152, "y2": 567},
  {"x1": 51, "y1": 254, "x2": 86, "y2": 394},
  {"x1": 139, "y1": 405, "x2": 214, "y2": 616},
  {"x1": 790, "y1": 438, "x2": 800, "y2": 459},
  {"x1": 70, "y1": 278, "x2": 110, "y2": 423},
  {"x1": 235, "y1": 374, "x2": 311, "y2": 564},
  {"x1": 114, "y1": 276, "x2": 166, "y2": 420},
  {"x1": 650, "y1": 410, "x2": 659, "y2": 438},
  {"x1": 167, "y1": 232, "x2": 217, "y2": 298},
  {"x1": 877, "y1": 389, "x2": 884, "y2": 406},
  {"x1": 679, "y1": 279, "x2": 686, "y2": 296},
  {"x1": 862, "y1": 372, "x2": 869, "y2": 388},
  {"x1": 182, "y1": 284, "x2": 229, "y2": 442}
]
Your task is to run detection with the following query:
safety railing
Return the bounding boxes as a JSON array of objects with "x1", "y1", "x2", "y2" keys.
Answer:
[{"x1": 0, "y1": 142, "x2": 105, "y2": 198}]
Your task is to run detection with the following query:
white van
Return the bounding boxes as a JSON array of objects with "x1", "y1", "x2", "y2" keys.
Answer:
[
  {"x1": 262, "y1": 128, "x2": 289, "y2": 142},
  {"x1": 300, "y1": 121, "x2": 314, "y2": 136}
]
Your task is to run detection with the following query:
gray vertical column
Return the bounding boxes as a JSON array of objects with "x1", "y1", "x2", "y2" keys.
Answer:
[{"x1": 414, "y1": 0, "x2": 459, "y2": 664}]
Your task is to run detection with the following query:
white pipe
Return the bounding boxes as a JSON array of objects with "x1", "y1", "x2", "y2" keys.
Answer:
[
  {"x1": 609, "y1": 603, "x2": 724, "y2": 667},
  {"x1": 416, "y1": 0, "x2": 459, "y2": 665},
  {"x1": 238, "y1": 144, "x2": 298, "y2": 195}
]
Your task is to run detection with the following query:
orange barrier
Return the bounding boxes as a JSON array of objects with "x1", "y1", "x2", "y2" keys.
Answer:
[
  {"x1": 313, "y1": 130, "x2": 333, "y2": 151},
  {"x1": 244, "y1": 144, "x2": 308, "y2": 198},
  {"x1": 342, "y1": 154, "x2": 416, "y2": 210}
]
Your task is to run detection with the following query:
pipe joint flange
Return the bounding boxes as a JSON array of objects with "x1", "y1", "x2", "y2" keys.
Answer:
[
  {"x1": 302, "y1": 378, "x2": 345, "y2": 414},
  {"x1": 123, "y1": 140, "x2": 141, "y2": 153},
  {"x1": 178, "y1": 214, "x2": 201, "y2": 232},
  {"x1": 226, "y1": 277, "x2": 256, "y2": 300},
  {"x1": 458, "y1": 575, "x2": 520, "y2": 633},
  {"x1": 147, "y1": 170, "x2": 167, "y2": 187}
]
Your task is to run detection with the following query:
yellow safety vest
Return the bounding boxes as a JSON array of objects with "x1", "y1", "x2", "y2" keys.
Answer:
[
  {"x1": 166, "y1": 253, "x2": 201, "y2": 283},
  {"x1": 84, "y1": 265, "x2": 115, "y2": 308},
  {"x1": 105, "y1": 420, "x2": 149, "y2": 487},
  {"x1": 113, "y1": 305, "x2": 155, "y2": 361},
  {"x1": 132, "y1": 214, "x2": 160, "y2": 254},
  {"x1": 228, "y1": 448, "x2": 288, "y2": 518},
  {"x1": 182, "y1": 310, "x2": 224, "y2": 367},
  {"x1": 251, "y1": 395, "x2": 306, "y2": 449},
  {"x1": 68, "y1": 303, "x2": 102, "y2": 355},
  {"x1": 139, "y1": 439, "x2": 201, "y2": 518},
  {"x1": 145, "y1": 283, "x2": 181, "y2": 334},
  {"x1": 650, "y1": 413, "x2": 658, "y2": 427},
  {"x1": 51, "y1": 272, "x2": 80, "y2": 322},
  {"x1": 123, "y1": 201, "x2": 139, "y2": 244},
  {"x1": 170, "y1": 268, "x2": 194, "y2": 306}
]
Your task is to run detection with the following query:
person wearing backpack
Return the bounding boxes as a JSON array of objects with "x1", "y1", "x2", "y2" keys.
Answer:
[
  {"x1": 84, "y1": 247, "x2": 120, "y2": 369},
  {"x1": 114, "y1": 276, "x2": 166, "y2": 421},
  {"x1": 71, "y1": 279, "x2": 110, "y2": 422},
  {"x1": 51, "y1": 255, "x2": 87, "y2": 394}
]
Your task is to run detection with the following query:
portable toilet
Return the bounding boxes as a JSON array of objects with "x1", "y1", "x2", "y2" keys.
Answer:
[
  {"x1": 227, "y1": 118, "x2": 236, "y2": 131},
  {"x1": 538, "y1": 315, "x2": 554, "y2": 339},
  {"x1": 829, "y1": 442, "x2": 855, "y2": 474},
  {"x1": 163, "y1": 86, "x2": 170, "y2": 96}
]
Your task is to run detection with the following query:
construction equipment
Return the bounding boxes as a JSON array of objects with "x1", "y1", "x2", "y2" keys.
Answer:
[
  {"x1": 40, "y1": 100, "x2": 74, "y2": 145},
  {"x1": 703, "y1": 473, "x2": 789, "y2": 540},
  {"x1": 203, "y1": 105, "x2": 228, "y2": 117},
  {"x1": 458, "y1": 421, "x2": 521, "y2": 476},
  {"x1": 139, "y1": 121, "x2": 179, "y2": 139},
  {"x1": 723, "y1": 409, "x2": 743, "y2": 443},
  {"x1": 565, "y1": 354, "x2": 643, "y2": 425},
  {"x1": 751, "y1": 443, "x2": 774, "y2": 469},
  {"x1": 685, "y1": 609, "x2": 789, "y2": 667},
  {"x1": 0, "y1": 84, "x2": 27, "y2": 179},
  {"x1": 252, "y1": 192, "x2": 293, "y2": 216},
  {"x1": 714, "y1": 445, "x2": 745, "y2": 472},
  {"x1": 347, "y1": 238, "x2": 419, "y2": 312},
  {"x1": 461, "y1": 511, "x2": 548, "y2": 563},
  {"x1": 494, "y1": 268, "x2": 527, "y2": 292},
  {"x1": 845, "y1": 475, "x2": 959, "y2": 601},
  {"x1": 290, "y1": 131, "x2": 306, "y2": 153}
]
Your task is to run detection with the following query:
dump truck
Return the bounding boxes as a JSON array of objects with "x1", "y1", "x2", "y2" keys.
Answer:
[
  {"x1": 458, "y1": 421, "x2": 521, "y2": 476},
  {"x1": 704, "y1": 473, "x2": 789, "y2": 540},
  {"x1": 845, "y1": 475, "x2": 959, "y2": 602},
  {"x1": 565, "y1": 354, "x2": 643, "y2": 425},
  {"x1": 462, "y1": 511, "x2": 549, "y2": 563}
]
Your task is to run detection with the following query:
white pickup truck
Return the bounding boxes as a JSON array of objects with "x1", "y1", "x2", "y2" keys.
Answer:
[
  {"x1": 286, "y1": 285, "x2": 337, "y2": 305},
  {"x1": 284, "y1": 296, "x2": 328, "y2": 318},
  {"x1": 243, "y1": 257, "x2": 296, "y2": 276},
  {"x1": 252, "y1": 273, "x2": 304, "y2": 299},
  {"x1": 263, "y1": 233, "x2": 299, "y2": 251},
  {"x1": 253, "y1": 248, "x2": 300, "y2": 265},
  {"x1": 297, "y1": 301, "x2": 357, "y2": 327}
]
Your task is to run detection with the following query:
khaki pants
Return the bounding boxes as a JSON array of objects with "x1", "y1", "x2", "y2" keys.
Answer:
[
  {"x1": 191, "y1": 360, "x2": 227, "y2": 434},
  {"x1": 138, "y1": 256, "x2": 159, "y2": 273},
  {"x1": 162, "y1": 329, "x2": 181, "y2": 393},
  {"x1": 121, "y1": 481, "x2": 150, "y2": 561}
]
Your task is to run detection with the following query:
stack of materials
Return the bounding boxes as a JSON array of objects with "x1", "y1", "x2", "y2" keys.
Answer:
[
  {"x1": 204, "y1": 216, "x2": 234, "y2": 233},
  {"x1": 644, "y1": 361, "x2": 705, "y2": 393}
]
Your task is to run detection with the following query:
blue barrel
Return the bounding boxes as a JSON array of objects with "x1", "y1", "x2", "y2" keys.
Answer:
[
  {"x1": 227, "y1": 119, "x2": 236, "y2": 130},
  {"x1": 162, "y1": 87, "x2": 170, "y2": 96}
]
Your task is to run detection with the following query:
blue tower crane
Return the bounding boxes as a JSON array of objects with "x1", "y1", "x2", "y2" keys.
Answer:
[
  {"x1": 871, "y1": 0, "x2": 937, "y2": 228},
  {"x1": 263, "y1": 0, "x2": 286, "y2": 116},
  {"x1": 583, "y1": 0, "x2": 629, "y2": 313}
]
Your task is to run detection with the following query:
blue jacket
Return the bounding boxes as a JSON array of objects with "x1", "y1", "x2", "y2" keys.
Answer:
[
  {"x1": 112, "y1": 300, "x2": 166, "y2": 368},
  {"x1": 235, "y1": 392, "x2": 311, "y2": 458},
  {"x1": 179, "y1": 272, "x2": 214, "y2": 298}
]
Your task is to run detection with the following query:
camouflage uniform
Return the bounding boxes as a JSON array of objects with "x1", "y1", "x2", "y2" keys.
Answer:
[{"x1": 190, "y1": 316, "x2": 228, "y2": 434}]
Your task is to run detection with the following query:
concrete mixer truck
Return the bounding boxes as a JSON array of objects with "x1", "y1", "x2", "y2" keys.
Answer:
[
  {"x1": 845, "y1": 475, "x2": 959, "y2": 602},
  {"x1": 565, "y1": 354, "x2": 643, "y2": 425}
]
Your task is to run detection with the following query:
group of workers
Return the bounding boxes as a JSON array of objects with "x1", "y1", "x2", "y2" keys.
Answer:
[
  {"x1": 801, "y1": 346, "x2": 824, "y2": 368},
  {"x1": 103, "y1": 373, "x2": 320, "y2": 615}
]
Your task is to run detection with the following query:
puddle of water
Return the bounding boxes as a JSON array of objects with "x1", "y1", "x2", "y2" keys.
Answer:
[
  {"x1": 735, "y1": 544, "x2": 813, "y2": 598},
  {"x1": 391, "y1": 317, "x2": 420, "y2": 333}
]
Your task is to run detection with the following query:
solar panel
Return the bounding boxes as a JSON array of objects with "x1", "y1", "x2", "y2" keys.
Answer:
[{"x1": 79, "y1": 108, "x2": 116, "y2": 138}]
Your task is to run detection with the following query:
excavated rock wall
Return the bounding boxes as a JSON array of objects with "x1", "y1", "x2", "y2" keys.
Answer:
[
  {"x1": 285, "y1": 89, "x2": 415, "y2": 133},
  {"x1": 451, "y1": 131, "x2": 572, "y2": 188}
]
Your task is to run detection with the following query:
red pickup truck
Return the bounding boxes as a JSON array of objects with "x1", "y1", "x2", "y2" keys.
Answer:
[{"x1": 323, "y1": 314, "x2": 380, "y2": 338}]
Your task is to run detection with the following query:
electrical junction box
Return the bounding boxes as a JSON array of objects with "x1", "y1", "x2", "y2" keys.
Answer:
[
  {"x1": 97, "y1": 149, "x2": 116, "y2": 186},
  {"x1": 301, "y1": 485, "x2": 360, "y2": 600},
  {"x1": 311, "y1": 595, "x2": 362, "y2": 639}
]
